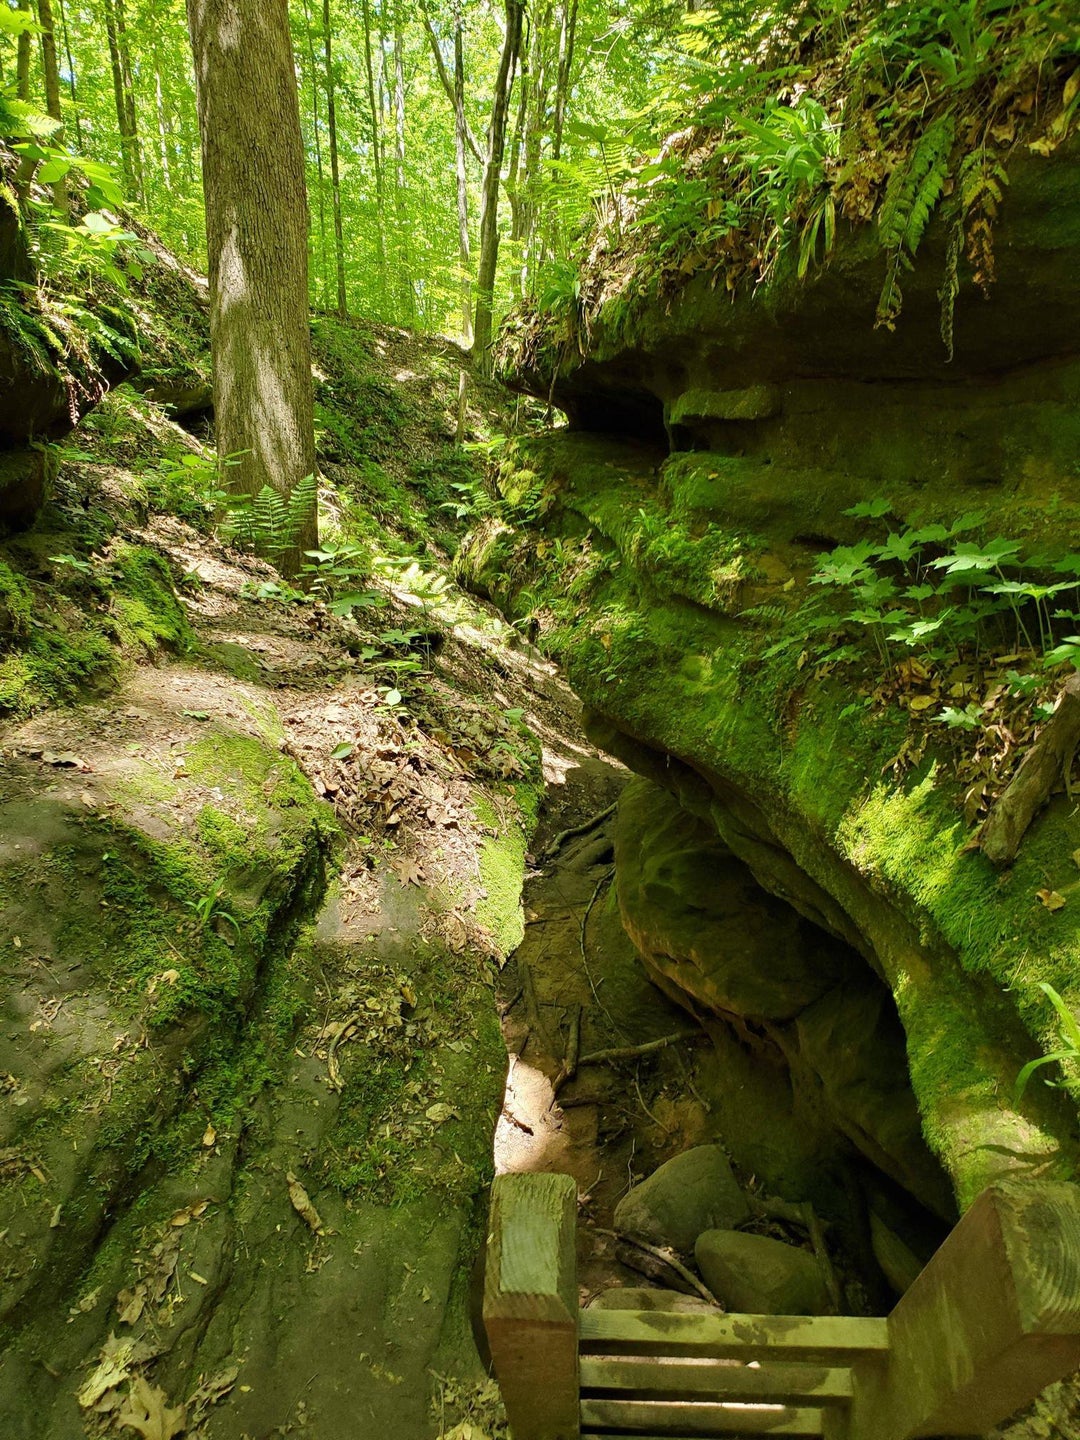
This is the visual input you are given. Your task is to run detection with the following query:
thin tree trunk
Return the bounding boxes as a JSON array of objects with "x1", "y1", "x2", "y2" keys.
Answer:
[
  {"x1": 154, "y1": 68, "x2": 172, "y2": 192},
  {"x1": 55, "y1": 0, "x2": 81, "y2": 144},
  {"x1": 16, "y1": 0, "x2": 31, "y2": 102},
  {"x1": 420, "y1": 3, "x2": 483, "y2": 163},
  {"x1": 300, "y1": 0, "x2": 329, "y2": 309},
  {"x1": 392, "y1": 1, "x2": 415, "y2": 323},
  {"x1": 473, "y1": 0, "x2": 524, "y2": 373},
  {"x1": 543, "y1": 0, "x2": 578, "y2": 266},
  {"x1": 452, "y1": 0, "x2": 471, "y2": 343},
  {"x1": 102, "y1": 0, "x2": 136, "y2": 198},
  {"x1": 323, "y1": 0, "x2": 347, "y2": 318},
  {"x1": 185, "y1": 0, "x2": 318, "y2": 574},
  {"x1": 359, "y1": 0, "x2": 388, "y2": 312},
  {"x1": 114, "y1": 0, "x2": 144, "y2": 203},
  {"x1": 36, "y1": 0, "x2": 67, "y2": 213}
]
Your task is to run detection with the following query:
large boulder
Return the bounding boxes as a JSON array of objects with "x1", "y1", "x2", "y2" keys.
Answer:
[
  {"x1": 695, "y1": 1230, "x2": 832, "y2": 1316},
  {"x1": 613, "y1": 1144, "x2": 750, "y2": 1253},
  {"x1": 616, "y1": 778, "x2": 855, "y2": 1022}
]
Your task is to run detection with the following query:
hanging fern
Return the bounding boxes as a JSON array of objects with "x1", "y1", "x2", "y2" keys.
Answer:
[{"x1": 875, "y1": 112, "x2": 956, "y2": 330}]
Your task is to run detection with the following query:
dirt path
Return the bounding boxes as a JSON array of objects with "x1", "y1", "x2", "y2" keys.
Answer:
[{"x1": 494, "y1": 756, "x2": 715, "y2": 1304}]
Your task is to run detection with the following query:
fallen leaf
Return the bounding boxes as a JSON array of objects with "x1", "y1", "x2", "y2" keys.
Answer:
[
  {"x1": 1037, "y1": 889, "x2": 1067, "y2": 912},
  {"x1": 116, "y1": 1287, "x2": 146, "y2": 1326},
  {"x1": 201, "y1": 1123, "x2": 216, "y2": 1148},
  {"x1": 116, "y1": 1375, "x2": 187, "y2": 1440},
  {"x1": 77, "y1": 1334, "x2": 141, "y2": 1409},
  {"x1": 908, "y1": 694, "x2": 936, "y2": 713},
  {"x1": 182, "y1": 710, "x2": 210, "y2": 722},
  {"x1": 331, "y1": 742, "x2": 354, "y2": 761},
  {"x1": 1072, "y1": 849, "x2": 1080, "y2": 870},
  {"x1": 425, "y1": 1102, "x2": 459, "y2": 1125},
  {"x1": 393, "y1": 857, "x2": 425, "y2": 887},
  {"x1": 285, "y1": 1172, "x2": 324, "y2": 1235}
]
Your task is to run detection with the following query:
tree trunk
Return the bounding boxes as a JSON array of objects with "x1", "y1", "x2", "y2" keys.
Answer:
[
  {"x1": 359, "y1": 0, "x2": 388, "y2": 312},
  {"x1": 55, "y1": 0, "x2": 81, "y2": 144},
  {"x1": 185, "y1": 0, "x2": 318, "y2": 575},
  {"x1": 154, "y1": 67, "x2": 172, "y2": 191},
  {"x1": 16, "y1": 0, "x2": 31, "y2": 102},
  {"x1": 113, "y1": 0, "x2": 144, "y2": 202},
  {"x1": 323, "y1": 0, "x2": 347, "y2": 318},
  {"x1": 392, "y1": 0, "x2": 416, "y2": 323},
  {"x1": 36, "y1": 0, "x2": 67, "y2": 214},
  {"x1": 453, "y1": 0, "x2": 471, "y2": 343},
  {"x1": 473, "y1": 0, "x2": 524, "y2": 374},
  {"x1": 102, "y1": 0, "x2": 137, "y2": 199},
  {"x1": 300, "y1": 0, "x2": 329, "y2": 309}
]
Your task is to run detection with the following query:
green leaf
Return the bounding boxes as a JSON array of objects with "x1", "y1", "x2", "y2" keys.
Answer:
[{"x1": 331, "y1": 742, "x2": 354, "y2": 760}]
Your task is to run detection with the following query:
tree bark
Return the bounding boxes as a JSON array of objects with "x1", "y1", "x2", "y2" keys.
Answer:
[
  {"x1": 452, "y1": 0, "x2": 472, "y2": 342},
  {"x1": 359, "y1": 0, "x2": 388, "y2": 311},
  {"x1": 473, "y1": 0, "x2": 524, "y2": 374},
  {"x1": 185, "y1": 0, "x2": 318, "y2": 574},
  {"x1": 16, "y1": 0, "x2": 31, "y2": 103},
  {"x1": 323, "y1": 0, "x2": 347, "y2": 317},
  {"x1": 36, "y1": 0, "x2": 68, "y2": 214},
  {"x1": 102, "y1": 0, "x2": 137, "y2": 200},
  {"x1": 391, "y1": 0, "x2": 416, "y2": 323},
  {"x1": 300, "y1": 0, "x2": 329, "y2": 308},
  {"x1": 113, "y1": 0, "x2": 144, "y2": 202}
]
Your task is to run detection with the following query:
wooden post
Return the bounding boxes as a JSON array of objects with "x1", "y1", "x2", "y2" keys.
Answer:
[
  {"x1": 484, "y1": 1171, "x2": 580, "y2": 1440},
  {"x1": 850, "y1": 1181, "x2": 1080, "y2": 1439}
]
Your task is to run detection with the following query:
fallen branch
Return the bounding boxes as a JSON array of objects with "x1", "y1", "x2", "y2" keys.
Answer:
[
  {"x1": 551, "y1": 1003, "x2": 582, "y2": 1098},
  {"x1": 746, "y1": 1193, "x2": 842, "y2": 1315},
  {"x1": 539, "y1": 802, "x2": 618, "y2": 863},
  {"x1": 594, "y1": 1226, "x2": 721, "y2": 1308},
  {"x1": 554, "y1": 1027, "x2": 703, "y2": 1096},
  {"x1": 979, "y1": 672, "x2": 1080, "y2": 866}
]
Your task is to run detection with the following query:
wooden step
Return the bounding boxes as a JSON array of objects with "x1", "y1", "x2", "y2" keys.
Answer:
[
  {"x1": 580, "y1": 1397, "x2": 830, "y2": 1435},
  {"x1": 579, "y1": 1309, "x2": 889, "y2": 1364},
  {"x1": 580, "y1": 1356, "x2": 854, "y2": 1405}
]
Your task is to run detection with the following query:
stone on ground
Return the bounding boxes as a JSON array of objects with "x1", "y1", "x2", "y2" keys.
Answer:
[
  {"x1": 694, "y1": 1229, "x2": 832, "y2": 1316},
  {"x1": 613, "y1": 1144, "x2": 750, "y2": 1253}
]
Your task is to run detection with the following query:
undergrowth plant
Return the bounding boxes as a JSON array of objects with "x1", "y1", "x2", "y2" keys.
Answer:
[{"x1": 220, "y1": 473, "x2": 319, "y2": 566}]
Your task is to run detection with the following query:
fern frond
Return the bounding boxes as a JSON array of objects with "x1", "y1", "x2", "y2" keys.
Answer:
[{"x1": 876, "y1": 113, "x2": 956, "y2": 328}]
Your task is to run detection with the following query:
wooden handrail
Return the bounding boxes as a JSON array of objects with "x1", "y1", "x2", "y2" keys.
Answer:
[{"x1": 483, "y1": 1173, "x2": 1080, "y2": 1440}]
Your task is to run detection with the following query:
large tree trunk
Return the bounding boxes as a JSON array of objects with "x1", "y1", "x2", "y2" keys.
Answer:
[
  {"x1": 473, "y1": 0, "x2": 524, "y2": 374},
  {"x1": 185, "y1": 0, "x2": 318, "y2": 575},
  {"x1": 113, "y1": 0, "x2": 144, "y2": 202},
  {"x1": 323, "y1": 0, "x2": 347, "y2": 318}
]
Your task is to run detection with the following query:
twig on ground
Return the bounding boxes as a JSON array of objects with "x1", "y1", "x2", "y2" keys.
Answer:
[
  {"x1": 554, "y1": 1028, "x2": 704, "y2": 1094},
  {"x1": 594, "y1": 1226, "x2": 721, "y2": 1308},
  {"x1": 551, "y1": 1003, "x2": 582, "y2": 1101}
]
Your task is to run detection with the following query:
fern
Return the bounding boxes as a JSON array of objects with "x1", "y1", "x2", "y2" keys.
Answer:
[
  {"x1": 222, "y1": 472, "x2": 318, "y2": 565},
  {"x1": 876, "y1": 112, "x2": 956, "y2": 329}
]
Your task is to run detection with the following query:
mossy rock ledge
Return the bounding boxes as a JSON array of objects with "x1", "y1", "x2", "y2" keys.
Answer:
[{"x1": 464, "y1": 140, "x2": 1080, "y2": 1218}]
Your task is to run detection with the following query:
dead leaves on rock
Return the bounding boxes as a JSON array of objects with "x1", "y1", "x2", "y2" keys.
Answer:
[{"x1": 116, "y1": 1376, "x2": 186, "y2": 1440}]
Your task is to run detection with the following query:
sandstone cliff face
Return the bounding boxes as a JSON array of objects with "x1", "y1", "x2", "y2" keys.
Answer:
[{"x1": 462, "y1": 139, "x2": 1080, "y2": 1218}]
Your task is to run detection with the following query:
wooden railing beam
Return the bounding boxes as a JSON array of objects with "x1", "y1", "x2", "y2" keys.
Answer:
[
  {"x1": 849, "y1": 1181, "x2": 1080, "y2": 1439},
  {"x1": 483, "y1": 1171, "x2": 580, "y2": 1440}
]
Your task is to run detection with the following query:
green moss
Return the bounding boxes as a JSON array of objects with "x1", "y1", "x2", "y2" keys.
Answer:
[{"x1": 110, "y1": 543, "x2": 193, "y2": 655}]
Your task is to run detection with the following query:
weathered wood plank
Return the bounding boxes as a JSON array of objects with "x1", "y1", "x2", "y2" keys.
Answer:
[
  {"x1": 579, "y1": 1309, "x2": 889, "y2": 1363},
  {"x1": 579, "y1": 1356, "x2": 854, "y2": 1404},
  {"x1": 580, "y1": 1398, "x2": 827, "y2": 1435},
  {"x1": 484, "y1": 1171, "x2": 580, "y2": 1440},
  {"x1": 849, "y1": 1181, "x2": 1080, "y2": 1440}
]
